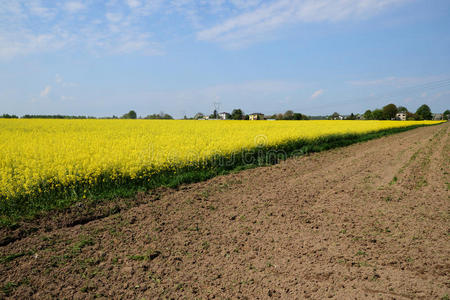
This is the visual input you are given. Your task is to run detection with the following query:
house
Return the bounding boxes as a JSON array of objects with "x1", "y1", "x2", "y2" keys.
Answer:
[
  {"x1": 249, "y1": 113, "x2": 264, "y2": 120},
  {"x1": 218, "y1": 112, "x2": 229, "y2": 120},
  {"x1": 432, "y1": 113, "x2": 443, "y2": 120},
  {"x1": 396, "y1": 112, "x2": 407, "y2": 121}
]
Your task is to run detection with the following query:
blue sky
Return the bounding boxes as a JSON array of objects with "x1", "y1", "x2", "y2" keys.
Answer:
[{"x1": 1, "y1": 0, "x2": 449, "y2": 118}]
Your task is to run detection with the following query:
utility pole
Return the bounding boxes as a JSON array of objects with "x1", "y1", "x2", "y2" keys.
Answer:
[{"x1": 213, "y1": 102, "x2": 221, "y2": 119}]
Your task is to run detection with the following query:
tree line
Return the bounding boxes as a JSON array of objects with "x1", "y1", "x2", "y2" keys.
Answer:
[
  {"x1": 0, "y1": 111, "x2": 174, "y2": 120},
  {"x1": 192, "y1": 109, "x2": 309, "y2": 120},
  {"x1": 1, "y1": 106, "x2": 449, "y2": 120},
  {"x1": 362, "y1": 104, "x2": 437, "y2": 120}
]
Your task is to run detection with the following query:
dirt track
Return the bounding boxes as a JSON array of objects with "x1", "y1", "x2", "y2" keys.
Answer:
[{"x1": 1, "y1": 123, "x2": 449, "y2": 299}]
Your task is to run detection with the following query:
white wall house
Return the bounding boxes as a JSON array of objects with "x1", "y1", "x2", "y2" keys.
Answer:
[
  {"x1": 396, "y1": 112, "x2": 407, "y2": 121},
  {"x1": 218, "y1": 112, "x2": 227, "y2": 120}
]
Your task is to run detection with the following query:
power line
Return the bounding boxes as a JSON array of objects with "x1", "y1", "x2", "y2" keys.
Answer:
[{"x1": 309, "y1": 78, "x2": 450, "y2": 111}]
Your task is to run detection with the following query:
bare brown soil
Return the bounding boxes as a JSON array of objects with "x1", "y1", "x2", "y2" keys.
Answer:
[{"x1": 1, "y1": 123, "x2": 449, "y2": 299}]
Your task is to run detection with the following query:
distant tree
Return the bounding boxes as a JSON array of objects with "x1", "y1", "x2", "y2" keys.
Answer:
[
  {"x1": 0, "y1": 114, "x2": 18, "y2": 118},
  {"x1": 145, "y1": 112, "x2": 173, "y2": 119},
  {"x1": 194, "y1": 112, "x2": 204, "y2": 120},
  {"x1": 363, "y1": 110, "x2": 373, "y2": 120},
  {"x1": 416, "y1": 104, "x2": 432, "y2": 120},
  {"x1": 346, "y1": 113, "x2": 356, "y2": 120},
  {"x1": 397, "y1": 106, "x2": 408, "y2": 113},
  {"x1": 406, "y1": 111, "x2": 419, "y2": 121},
  {"x1": 292, "y1": 113, "x2": 308, "y2": 120},
  {"x1": 372, "y1": 109, "x2": 384, "y2": 120},
  {"x1": 382, "y1": 103, "x2": 398, "y2": 120},
  {"x1": 283, "y1": 110, "x2": 294, "y2": 120},
  {"x1": 21, "y1": 114, "x2": 91, "y2": 119},
  {"x1": 329, "y1": 112, "x2": 341, "y2": 120},
  {"x1": 443, "y1": 109, "x2": 450, "y2": 120},
  {"x1": 231, "y1": 109, "x2": 244, "y2": 120},
  {"x1": 122, "y1": 110, "x2": 137, "y2": 119}
]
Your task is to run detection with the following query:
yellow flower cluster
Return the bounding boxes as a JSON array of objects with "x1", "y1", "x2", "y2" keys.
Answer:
[{"x1": 0, "y1": 119, "x2": 442, "y2": 200}]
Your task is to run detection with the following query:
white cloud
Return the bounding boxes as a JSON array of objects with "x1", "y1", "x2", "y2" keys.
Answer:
[
  {"x1": 197, "y1": 0, "x2": 408, "y2": 48},
  {"x1": 0, "y1": 0, "x2": 409, "y2": 59},
  {"x1": 310, "y1": 89, "x2": 324, "y2": 99},
  {"x1": 40, "y1": 86, "x2": 52, "y2": 97},
  {"x1": 64, "y1": 1, "x2": 86, "y2": 13},
  {"x1": 230, "y1": 0, "x2": 262, "y2": 9},
  {"x1": 28, "y1": 0, "x2": 55, "y2": 18},
  {"x1": 106, "y1": 12, "x2": 123, "y2": 23},
  {"x1": 55, "y1": 74, "x2": 78, "y2": 87},
  {"x1": 55, "y1": 74, "x2": 63, "y2": 84},
  {"x1": 61, "y1": 95, "x2": 75, "y2": 101},
  {"x1": 126, "y1": 0, "x2": 141, "y2": 9},
  {"x1": 347, "y1": 76, "x2": 447, "y2": 88},
  {"x1": 0, "y1": 0, "x2": 163, "y2": 59}
]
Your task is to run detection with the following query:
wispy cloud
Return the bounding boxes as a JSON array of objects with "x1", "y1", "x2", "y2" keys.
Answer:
[
  {"x1": 0, "y1": 0, "x2": 409, "y2": 59},
  {"x1": 60, "y1": 95, "x2": 75, "y2": 101},
  {"x1": 347, "y1": 76, "x2": 416, "y2": 86},
  {"x1": 197, "y1": 0, "x2": 408, "y2": 48},
  {"x1": 28, "y1": 0, "x2": 55, "y2": 18},
  {"x1": 347, "y1": 76, "x2": 446, "y2": 87},
  {"x1": 63, "y1": 1, "x2": 86, "y2": 13},
  {"x1": 0, "y1": 0, "x2": 165, "y2": 59},
  {"x1": 310, "y1": 89, "x2": 324, "y2": 99},
  {"x1": 55, "y1": 74, "x2": 78, "y2": 87},
  {"x1": 40, "y1": 85, "x2": 52, "y2": 97},
  {"x1": 126, "y1": 0, "x2": 141, "y2": 9}
]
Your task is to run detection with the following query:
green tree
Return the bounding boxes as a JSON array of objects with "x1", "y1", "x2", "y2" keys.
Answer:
[
  {"x1": 145, "y1": 112, "x2": 173, "y2": 119},
  {"x1": 397, "y1": 106, "x2": 408, "y2": 113},
  {"x1": 231, "y1": 109, "x2": 244, "y2": 120},
  {"x1": 443, "y1": 109, "x2": 450, "y2": 120},
  {"x1": 372, "y1": 109, "x2": 384, "y2": 120},
  {"x1": 292, "y1": 113, "x2": 308, "y2": 120},
  {"x1": 416, "y1": 104, "x2": 432, "y2": 120},
  {"x1": 122, "y1": 110, "x2": 137, "y2": 119},
  {"x1": 406, "y1": 112, "x2": 419, "y2": 120},
  {"x1": 194, "y1": 112, "x2": 204, "y2": 120},
  {"x1": 346, "y1": 113, "x2": 356, "y2": 120},
  {"x1": 283, "y1": 110, "x2": 294, "y2": 120},
  {"x1": 329, "y1": 112, "x2": 341, "y2": 120},
  {"x1": 209, "y1": 109, "x2": 218, "y2": 119},
  {"x1": 382, "y1": 103, "x2": 398, "y2": 120},
  {"x1": 0, "y1": 114, "x2": 18, "y2": 118},
  {"x1": 363, "y1": 110, "x2": 373, "y2": 120}
]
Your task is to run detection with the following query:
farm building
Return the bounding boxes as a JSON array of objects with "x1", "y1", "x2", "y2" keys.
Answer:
[
  {"x1": 432, "y1": 113, "x2": 443, "y2": 120},
  {"x1": 396, "y1": 112, "x2": 407, "y2": 121},
  {"x1": 218, "y1": 112, "x2": 229, "y2": 120},
  {"x1": 249, "y1": 113, "x2": 264, "y2": 120}
]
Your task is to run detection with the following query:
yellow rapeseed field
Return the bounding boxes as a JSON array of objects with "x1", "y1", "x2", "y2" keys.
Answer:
[{"x1": 0, "y1": 119, "x2": 443, "y2": 203}]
